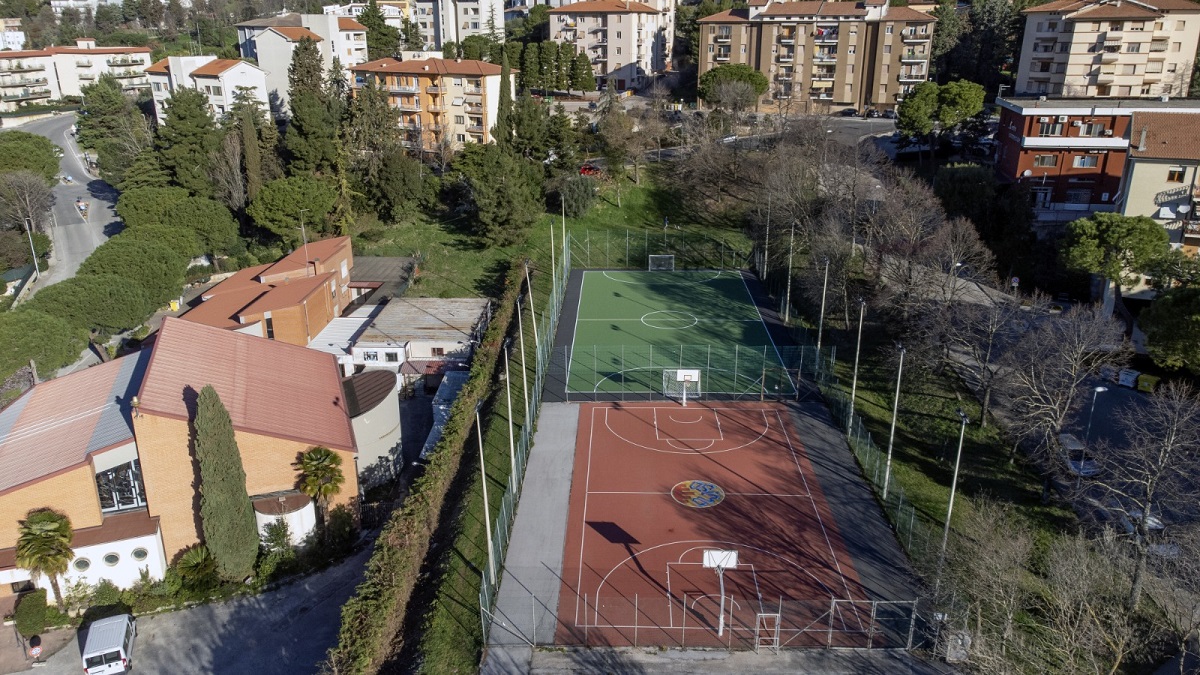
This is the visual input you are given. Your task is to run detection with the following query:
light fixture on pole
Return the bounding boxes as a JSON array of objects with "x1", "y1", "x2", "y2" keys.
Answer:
[
  {"x1": 848, "y1": 298, "x2": 866, "y2": 425},
  {"x1": 816, "y1": 256, "x2": 829, "y2": 352},
  {"x1": 940, "y1": 408, "x2": 970, "y2": 564},
  {"x1": 882, "y1": 345, "x2": 905, "y2": 500},
  {"x1": 477, "y1": 410, "x2": 496, "y2": 588},
  {"x1": 1085, "y1": 386, "x2": 1109, "y2": 444},
  {"x1": 23, "y1": 217, "x2": 39, "y2": 281}
]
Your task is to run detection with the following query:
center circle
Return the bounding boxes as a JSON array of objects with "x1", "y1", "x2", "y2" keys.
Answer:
[
  {"x1": 671, "y1": 480, "x2": 726, "y2": 508},
  {"x1": 641, "y1": 311, "x2": 699, "y2": 330}
]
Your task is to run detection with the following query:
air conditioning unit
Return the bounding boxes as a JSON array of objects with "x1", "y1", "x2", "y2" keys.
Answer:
[
  {"x1": 1104, "y1": 129, "x2": 1113, "y2": 136},
  {"x1": 1057, "y1": 115, "x2": 1069, "y2": 122},
  {"x1": 1038, "y1": 116, "x2": 1050, "y2": 122},
  {"x1": 1072, "y1": 120, "x2": 1083, "y2": 127}
]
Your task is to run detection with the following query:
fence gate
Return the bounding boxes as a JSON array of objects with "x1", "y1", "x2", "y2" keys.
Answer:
[{"x1": 756, "y1": 613, "x2": 781, "y2": 653}]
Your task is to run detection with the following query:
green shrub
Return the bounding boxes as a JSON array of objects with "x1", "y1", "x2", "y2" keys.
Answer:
[
  {"x1": 324, "y1": 505, "x2": 357, "y2": 554},
  {"x1": 14, "y1": 589, "x2": 47, "y2": 638},
  {"x1": 174, "y1": 545, "x2": 219, "y2": 595},
  {"x1": 255, "y1": 519, "x2": 297, "y2": 585},
  {"x1": 558, "y1": 176, "x2": 596, "y2": 218},
  {"x1": 91, "y1": 579, "x2": 121, "y2": 607}
]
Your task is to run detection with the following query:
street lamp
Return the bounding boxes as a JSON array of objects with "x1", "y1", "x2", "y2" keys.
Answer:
[
  {"x1": 816, "y1": 256, "x2": 830, "y2": 352},
  {"x1": 883, "y1": 345, "x2": 905, "y2": 500},
  {"x1": 848, "y1": 298, "x2": 866, "y2": 426},
  {"x1": 1085, "y1": 386, "x2": 1109, "y2": 444},
  {"x1": 940, "y1": 408, "x2": 970, "y2": 564},
  {"x1": 23, "y1": 217, "x2": 39, "y2": 281},
  {"x1": 784, "y1": 220, "x2": 796, "y2": 324}
]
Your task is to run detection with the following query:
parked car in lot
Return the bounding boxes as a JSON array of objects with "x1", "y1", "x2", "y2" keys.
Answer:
[
  {"x1": 882, "y1": 109, "x2": 897, "y2": 119},
  {"x1": 840, "y1": 107, "x2": 859, "y2": 117},
  {"x1": 866, "y1": 108, "x2": 882, "y2": 118},
  {"x1": 579, "y1": 163, "x2": 602, "y2": 176},
  {"x1": 1060, "y1": 433, "x2": 1099, "y2": 478},
  {"x1": 82, "y1": 614, "x2": 137, "y2": 674}
]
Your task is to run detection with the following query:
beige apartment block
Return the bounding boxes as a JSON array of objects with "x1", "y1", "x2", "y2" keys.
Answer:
[
  {"x1": 351, "y1": 57, "x2": 509, "y2": 152},
  {"x1": 0, "y1": 38, "x2": 151, "y2": 113},
  {"x1": 696, "y1": 0, "x2": 935, "y2": 113},
  {"x1": 1016, "y1": 0, "x2": 1200, "y2": 98},
  {"x1": 549, "y1": 0, "x2": 667, "y2": 91},
  {"x1": 1118, "y1": 111, "x2": 1200, "y2": 251}
]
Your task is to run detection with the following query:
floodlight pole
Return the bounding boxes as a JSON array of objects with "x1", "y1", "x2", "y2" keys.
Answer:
[
  {"x1": 298, "y1": 208, "x2": 311, "y2": 275},
  {"x1": 503, "y1": 339, "x2": 517, "y2": 484},
  {"x1": 816, "y1": 256, "x2": 829, "y2": 352},
  {"x1": 24, "y1": 218, "x2": 39, "y2": 281},
  {"x1": 516, "y1": 294, "x2": 530, "y2": 415},
  {"x1": 784, "y1": 220, "x2": 796, "y2": 323},
  {"x1": 940, "y1": 409, "x2": 970, "y2": 565},
  {"x1": 477, "y1": 411, "x2": 496, "y2": 588},
  {"x1": 1085, "y1": 386, "x2": 1109, "y2": 444},
  {"x1": 848, "y1": 298, "x2": 865, "y2": 425},
  {"x1": 524, "y1": 259, "x2": 540, "y2": 354},
  {"x1": 763, "y1": 193, "x2": 771, "y2": 280},
  {"x1": 882, "y1": 346, "x2": 905, "y2": 500},
  {"x1": 550, "y1": 216, "x2": 557, "y2": 309}
]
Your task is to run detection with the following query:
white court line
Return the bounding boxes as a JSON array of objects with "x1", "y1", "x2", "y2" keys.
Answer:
[
  {"x1": 573, "y1": 318, "x2": 763, "y2": 322},
  {"x1": 568, "y1": 272, "x2": 588, "y2": 393},
  {"x1": 574, "y1": 405, "x2": 599, "y2": 626},
  {"x1": 606, "y1": 407, "x2": 768, "y2": 455},
  {"x1": 775, "y1": 410, "x2": 859, "y2": 613},
  {"x1": 601, "y1": 270, "x2": 725, "y2": 285},
  {"x1": 587, "y1": 491, "x2": 812, "y2": 498},
  {"x1": 738, "y1": 273, "x2": 796, "y2": 395}
]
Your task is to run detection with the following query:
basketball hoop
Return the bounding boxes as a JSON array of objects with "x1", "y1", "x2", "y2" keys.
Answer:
[
  {"x1": 704, "y1": 549, "x2": 739, "y2": 637},
  {"x1": 672, "y1": 369, "x2": 701, "y2": 406}
]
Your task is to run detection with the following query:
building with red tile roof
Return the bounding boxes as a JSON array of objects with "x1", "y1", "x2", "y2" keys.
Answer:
[
  {"x1": 550, "y1": 0, "x2": 671, "y2": 91},
  {"x1": 0, "y1": 37, "x2": 151, "y2": 113},
  {"x1": 1016, "y1": 0, "x2": 1200, "y2": 98},
  {"x1": 181, "y1": 236, "x2": 355, "y2": 347},
  {"x1": 146, "y1": 55, "x2": 268, "y2": 124},
  {"x1": 1118, "y1": 110, "x2": 1200, "y2": 251}
]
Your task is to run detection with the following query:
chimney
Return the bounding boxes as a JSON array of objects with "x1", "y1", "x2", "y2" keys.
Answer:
[{"x1": 1137, "y1": 126, "x2": 1147, "y2": 152}]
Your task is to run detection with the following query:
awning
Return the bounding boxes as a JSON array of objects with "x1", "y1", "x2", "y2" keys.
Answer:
[{"x1": 1158, "y1": 206, "x2": 1176, "y2": 220}]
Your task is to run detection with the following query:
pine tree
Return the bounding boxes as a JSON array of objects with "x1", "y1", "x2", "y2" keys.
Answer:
[
  {"x1": 360, "y1": 0, "x2": 401, "y2": 59},
  {"x1": 240, "y1": 109, "x2": 263, "y2": 202},
  {"x1": 539, "y1": 41, "x2": 558, "y2": 94},
  {"x1": 120, "y1": 149, "x2": 171, "y2": 191},
  {"x1": 558, "y1": 43, "x2": 577, "y2": 92},
  {"x1": 156, "y1": 86, "x2": 220, "y2": 196},
  {"x1": 288, "y1": 37, "x2": 325, "y2": 100},
  {"x1": 570, "y1": 51, "x2": 596, "y2": 95},
  {"x1": 493, "y1": 51, "x2": 514, "y2": 148},
  {"x1": 401, "y1": 18, "x2": 424, "y2": 51},
  {"x1": 285, "y1": 38, "x2": 338, "y2": 174},
  {"x1": 522, "y1": 42, "x2": 541, "y2": 92},
  {"x1": 193, "y1": 385, "x2": 258, "y2": 582}
]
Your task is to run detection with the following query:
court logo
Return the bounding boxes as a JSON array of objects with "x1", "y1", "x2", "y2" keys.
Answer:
[{"x1": 671, "y1": 480, "x2": 725, "y2": 508}]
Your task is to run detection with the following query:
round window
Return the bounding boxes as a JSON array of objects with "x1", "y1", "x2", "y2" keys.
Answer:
[
  {"x1": 131, "y1": 548, "x2": 148, "y2": 561},
  {"x1": 74, "y1": 558, "x2": 91, "y2": 572},
  {"x1": 103, "y1": 553, "x2": 120, "y2": 567}
]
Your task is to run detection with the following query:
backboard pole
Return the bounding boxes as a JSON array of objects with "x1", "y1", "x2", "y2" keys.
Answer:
[{"x1": 717, "y1": 566, "x2": 727, "y2": 637}]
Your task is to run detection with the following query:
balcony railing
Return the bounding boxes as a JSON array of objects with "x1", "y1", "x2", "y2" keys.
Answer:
[
  {"x1": 464, "y1": 86, "x2": 483, "y2": 95},
  {"x1": 813, "y1": 52, "x2": 837, "y2": 62},
  {"x1": 427, "y1": 85, "x2": 443, "y2": 93},
  {"x1": 111, "y1": 69, "x2": 143, "y2": 79},
  {"x1": 0, "y1": 62, "x2": 44, "y2": 73},
  {"x1": 76, "y1": 60, "x2": 92, "y2": 67},
  {"x1": 80, "y1": 73, "x2": 95, "y2": 80},
  {"x1": 2, "y1": 88, "x2": 51, "y2": 101},
  {"x1": 813, "y1": 31, "x2": 838, "y2": 43},
  {"x1": 778, "y1": 34, "x2": 796, "y2": 44},
  {"x1": 715, "y1": 33, "x2": 731, "y2": 42},
  {"x1": 395, "y1": 101, "x2": 421, "y2": 111},
  {"x1": 898, "y1": 71, "x2": 926, "y2": 81},
  {"x1": 0, "y1": 77, "x2": 48, "y2": 88},
  {"x1": 467, "y1": 124, "x2": 484, "y2": 133},
  {"x1": 901, "y1": 31, "x2": 929, "y2": 42},
  {"x1": 777, "y1": 54, "x2": 794, "y2": 63},
  {"x1": 121, "y1": 79, "x2": 149, "y2": 89},
  {"x1": 107, "y1": 57, "x2": 143, "y2": 66},
  {"x1": 812, "y1": 71, "x2": 836, "y2": 80},
  {"x1": 715, "y1": 53, "x2": 731, "y2": 61},
  {"x1": 900, "y1": 52, "x2": 925, "y2": 62},
  {"x1": 428, "y1": 104, "x2": 446, "y2": 112},
  {"x1": 387, "y1": 83, "x2": 419, "y2": 93},
  {"x1": 775, "y1": 73, "x2": 793, "y2": 81}
]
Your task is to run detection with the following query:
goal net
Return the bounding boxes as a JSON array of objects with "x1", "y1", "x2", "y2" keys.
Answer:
[
  {"x1": 663, "y1": 369, "x2": 702, "y2": 405},
  {"x1": 649, "y1": 254, "x2": 675, "y2": 271}
]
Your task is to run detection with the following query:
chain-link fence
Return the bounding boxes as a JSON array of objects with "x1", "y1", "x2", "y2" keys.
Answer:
[{"x1": 567, "y1": 227, "x2": 749, "y2": 270}]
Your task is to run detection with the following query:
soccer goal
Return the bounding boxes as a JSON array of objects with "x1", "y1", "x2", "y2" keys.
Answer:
[
  {"x1": 648, "y1": 254, "x2": 675, "y2": 271},
  {"x1": 663, "y1": 369, "x2": 702, "y2": 406}
]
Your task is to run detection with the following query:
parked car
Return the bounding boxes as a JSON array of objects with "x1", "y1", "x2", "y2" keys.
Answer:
[
  {"x1": 867, "y1": 108, "x2": 882, "y2": 118},
  {"x1": 1059, "y1": 433, "x2": 1098, "y2": 478},
  {"x1": 579, "y1": 163, "x2": 602, "y2": 176},
  {"x1": 840, "y1": 107, "x2": 859, "y2": 117},
  {"x1": 882, "y1": 109, "x2": 897, "y2": 119},
  {"x1": 82, "y1": 614, "x2": 137, "y2": 674}
]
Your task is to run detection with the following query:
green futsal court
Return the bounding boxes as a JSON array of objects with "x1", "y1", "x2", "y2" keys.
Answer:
[{"x1": 566, "y1": 270, "x2": 796, "y2": 396}]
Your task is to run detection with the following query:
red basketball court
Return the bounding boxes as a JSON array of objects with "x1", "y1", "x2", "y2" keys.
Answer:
[{"x1": 555, "y1": 401, "x2": 879, "y2": 649}]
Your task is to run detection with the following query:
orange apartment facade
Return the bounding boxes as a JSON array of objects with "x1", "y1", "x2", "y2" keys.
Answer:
[
  {"x1": 0, "y1": 318, "x2": 375, "y2": 607},
  {"x1": 180, "y1": 236, "x2": 355, "y2": 347},
  {"x1": 350, "y1": 57, "x2": 510, "y2": 152},
  {"x1": 697, "y1": 0, "x2": 935, "y2": 113},
  {"x1": 994, "y1": 96, "x2": 1200, "y2": 224}
]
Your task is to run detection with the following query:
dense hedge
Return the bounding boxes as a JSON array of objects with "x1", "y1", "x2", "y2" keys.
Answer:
[
  {"x1": 324, "y1": 260, "x2": 522, "y2": 673},
  {"x1": 14, "y1": 589, "x2": 47, "y2": 638}
]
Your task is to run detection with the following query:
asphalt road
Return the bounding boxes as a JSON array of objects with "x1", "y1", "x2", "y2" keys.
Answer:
[
  {"x1": 16, "y1": 113, "x2": 120, "y2": 296},
  {"x1": 36, "y1": 545, "x2": 370, "y2": 675}
]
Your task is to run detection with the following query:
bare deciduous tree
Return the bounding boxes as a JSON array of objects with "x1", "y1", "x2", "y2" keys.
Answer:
[
  {"x1": 710, "y1": 80, "x2": 757, "y2": 123},
  {"x1": 210, "y1": 132, "x2": 246, "y2": 212},
  {"x1": 0, "y1": 170, "x2": 54, "y2": 232},
  {"x1": 938, "y1": 292, "x2": 1024, "y2": 427},
  {"x1": 1091, "y1": 382, "x2": 1200, "y2": 610}
]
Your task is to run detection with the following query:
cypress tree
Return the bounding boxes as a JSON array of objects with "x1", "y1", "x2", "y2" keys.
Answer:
[
  {"x1": 359, "y1": 0, "x2": 401, "y2": 59},
  {"x1": 493, "y1": 51, "x2": 514, "y2": 148},
  {"x1": 241, "y1": 108, "x2": 263, "y2": 201},
  {"x1": 539, "y1": 41, "x2": 558, "y2": 94},
  {"x1": 285, "y1": 38, "x2": 338, "y2": 174},
  {"x1": 571, "y1": 51, "x2": 596, "y2": 95},
  {"x1": 193, "y1": 385, "x2": 258, "y2": 582},
  {"x1": 156, "y1": 87, "x2": 220, "y2": 196},
  {"x1": 288, "y1": 37, "x2": 325, "y2": 99},
  {"x1": 522, "y1": 42, "x2": 541, "y2": 93}
]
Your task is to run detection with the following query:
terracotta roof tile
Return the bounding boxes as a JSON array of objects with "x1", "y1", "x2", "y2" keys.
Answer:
[
  {"x1": 549, "y1": 0, "x2": 659, "y2": 13},
  {"x1": 339, "y1": 17, "x2": 368, "y2": 30},
  {"x1": 138, "y1": 318, "x2": 356, "y2": 452},
  {"x1": 351, "y1": 57, "x2": 504, "y2": 76},
  {"x1": 886, "y1": 5, "x2": 938, "y2": 21},
  {"x1": 145, "y1": 58, "x2": 170, "y2": 74},
  {"x1": 758, "y1": 1, "x2": 869, "y2": 17},
  {"x1": 190, "y1": 58, "x2": 245, "y2": 77},
  {"x1": 698, "y1": 8, "x2": 751, "y2": 22},
  {"x1": 1071, "y1": 3, "x2": 1162, "y2": 18},
  {"x1": 269, "y1": 26, "x2": 324, "y2": 42},
  {"x1": 236, "y1": 272, "x2": 333, "y2": 317},
  {"x1": 236, "y1": 12, "x2": 302, "y2": 27},
  {"x1": 1130, "y1": 111, "x2": 1200, "y2": 161},
  {"x1": 0, "y1": 351, "x2": 151, "y2": 494}
]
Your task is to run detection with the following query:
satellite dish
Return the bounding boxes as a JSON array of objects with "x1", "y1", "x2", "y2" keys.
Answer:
[
  {"x1": 1180, "y1": 204, "x2": 1193, "y2": 214},
  {"x1": 1022, "y1": 169, "x2": 1033, "y2": 177}
]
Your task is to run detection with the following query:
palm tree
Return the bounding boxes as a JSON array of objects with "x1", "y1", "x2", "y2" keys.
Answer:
[
  {"x1": 16, "y1": 509, "x2": 73, "y2": 612},
  {"x1": 294, "y1": 446, "x2": 345, "y2": 525}
]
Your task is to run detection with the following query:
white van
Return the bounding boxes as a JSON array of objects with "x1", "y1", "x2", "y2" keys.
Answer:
[{"x1": 82, "y1": 614, "x2": 137, "y2": 674}]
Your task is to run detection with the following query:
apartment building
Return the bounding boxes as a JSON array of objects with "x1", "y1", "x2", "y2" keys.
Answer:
[
  {"x1": 549, "y1": 0, "x2": 670, "y2": 91},
  {"x1": 147, "y1": 55, "x2": 269, "y2": 123},
  {"x1": 0, "y1": 316, "x2": 396, "y2": 603},
  {"x1": 324, "y1": 1, "x2": 412, "y2": 30},
  {"x1": 0, "y1": 17, "x2": 24, "y2": 50},
  {"x1": 350, "y1": 57, "x2": 508, "y2": 152},
  {"x1": 994, "y1": 96, "x2": 1200, "y2": 224},
  {"x1": 1016, "y1": 0, "x2": 1200, "y2": 98},
  {"x1": 696, "y1": 0, "x2": 935, "y2": 113},
  {"x1": 49, "y1": 0, "x2": 127, "y2": 16},
  {"x1": 409, "y1": 0, "x2": 504, "y2": 50},
  {"x1": 236, "y1": 13, "x2": 369, "y2": 113},
  {"x1": 0, "y1": 38, "x2": 151, "y2": 113},
  {"x1": 1117, "y1": 111, "x2": 1200, "y2": 251}
]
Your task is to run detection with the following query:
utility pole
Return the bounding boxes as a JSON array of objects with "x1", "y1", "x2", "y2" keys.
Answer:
[
  {"x1": 940, "y1": 409, "x2": 970, "y2": 565},
  {"x1": 848, "y1": 298, "x2": 865, "y2": 425},
  {"x1": 24, "y1": 218, "x2": 39, "y2": 281},
  {"x1": 816, "y1": 256, "x2": 829, "y2": 352},
  {"x1": 784, "y1": 220, "x2": 795, "y2": 324},
  {"x1": 883, "y1": 345, "x2": 905, "y2": 500}
]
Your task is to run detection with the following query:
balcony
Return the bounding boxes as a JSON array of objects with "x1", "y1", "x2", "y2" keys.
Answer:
[
  {"x1": 428, "y1": 104, "x2": 446, "y2": 113},
  {"x1": 0, "y1": 62, "x2": 44, "y2": 73},
  {"x1": 427, "y1": 85, "x2": 443, "y2": 94},
  {"x1": 121, "y1": 79, "x2": 149, "y2": 90},
  {"x1": 386, "y1": 83, "x2": 419, "y2": 93},
  {"x1": 715, "y1": 32, "x2": 732, "y2": 43},
  {"x1": 813, "y1": 30, "x2": 838, "y2": 43},
  {"x1": 107, "y1": 57, "x2": 143, "y2": 67},
  {"x1": 76, "y1": 60, "x2": 92, "y2": 67},
  {"x1": 777, "y1": 53, "x2": 794, "y2": 63},
  {"x1": 464, "y1": 86, "x2": 483, "y2": 95},
  {"x1": 778, "y1": 33, "x2": 796, "y2": 45},
  {"x1": 589, "y1": 25, "x2": 605, "y2": 33},
  {"x1": 813, "y1": 52, "x2": 837, "y2": 63},
  {"x1": 775, "y1": 72, "x2": 793, "y2": 81},
  {"x1": 900, "y1": 52, "x2": 926, "y2": 62},
  {"x1": 812, "y1": 71, "x2": 836, "y2": 80},
  {"x1": 715, "y1": 52, "x2": 731, "y2": 62},
  {"x1": 395, "y1": 101, "x2": 421, "y2": 112},
  {"x1": 467, "y1": 124, "x2": 485, "y2": 133},
  {"x1": 1099, "y1": 49, "x2": 1120, "y2": 62},
  {"x1": 2, "y1": 88, "x2": 51, "y2": 102},
  {"x1": 79, "y1": 73, "x2": 95, "y2": 80},
  {"x1": 0, "y1": 77, "x2": 47, "y2": 88},
  {"x1": 111, "y1": 69, "x2": 144, "y2": 79},
  {"x1": 901, "y1": 31, "x2": 929, "y2": 43},
  {"x1": 898, "y1": 71, "x2": 926, "y2": 82},
  {"x1": 591, "y1": 38, "x2": 608, "y2": 46},
  {"x1": 810, "y1": 91, "x2": 833, "y2": 100}
]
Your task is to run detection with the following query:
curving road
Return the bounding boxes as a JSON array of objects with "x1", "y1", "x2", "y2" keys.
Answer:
[{"x1": 16, "y1": 112, "x2": 121, "y2": 296}]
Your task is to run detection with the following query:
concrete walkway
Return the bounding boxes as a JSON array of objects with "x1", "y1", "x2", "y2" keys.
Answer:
[{"x1": 482, "y1": 403, "x2": 581, "y2": 673}]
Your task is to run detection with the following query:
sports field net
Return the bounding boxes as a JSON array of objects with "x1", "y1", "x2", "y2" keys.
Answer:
[{"x1": 649, "y1": 254, "x2": 675, "y2": 271}]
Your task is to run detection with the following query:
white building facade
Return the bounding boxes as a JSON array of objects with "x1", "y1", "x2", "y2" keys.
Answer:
[
  {"x1": 549, "y1": 0, "x2": 667, "y2": 91},
  {"x1": 409, "y1": 0, "x2": 504, "y2": 50},
  {"x1": 147, "y1": 55, "x2": 270, "y2": 123},
  {"x1": 323, "y1": 1, "x2": 411, "y2": 29},
  {"x1": 0, "y1": 39, "x2": 151, "y2": 113}
]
